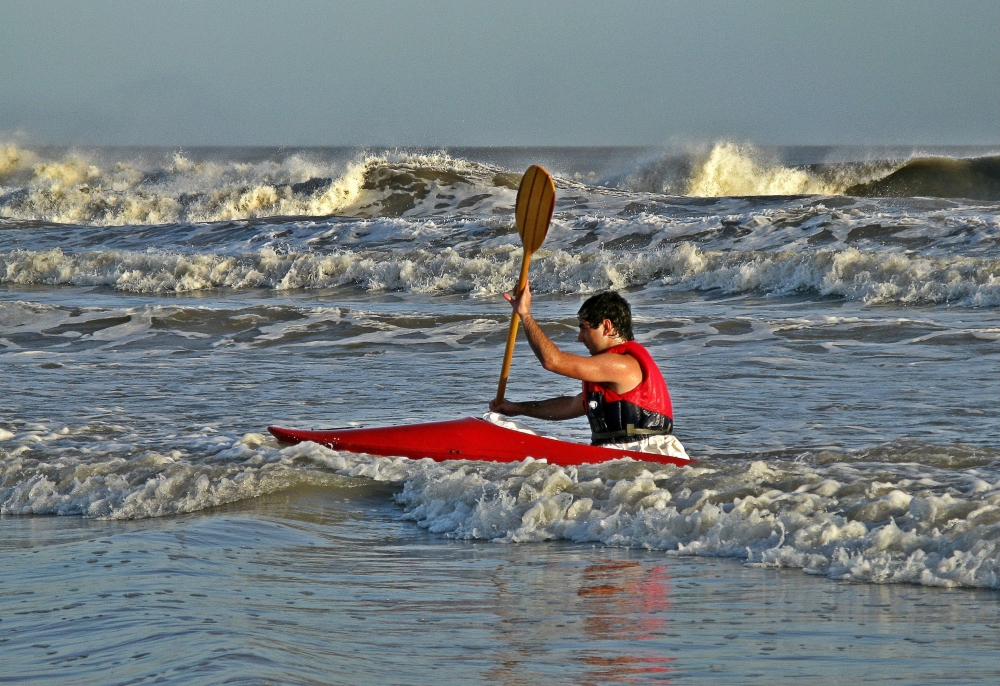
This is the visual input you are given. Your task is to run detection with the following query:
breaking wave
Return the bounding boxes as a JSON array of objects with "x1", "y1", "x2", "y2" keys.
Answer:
[
  {"x1": 0, "y1": 428, "x2": 349, "y2": 519},
  {"x1": 4, "y1": 144, "x2": 1000, "y2": 230},
  {"x1": 0, "y1": 146, "x2": 526, "y2": 226},
  {"x1": 0, "y1": 147, "x2": 371, "y2": 225}
]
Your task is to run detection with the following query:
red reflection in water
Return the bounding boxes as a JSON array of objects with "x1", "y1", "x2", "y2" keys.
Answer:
[{"x1": 576, "y1": 561, "x2": 675, "y2": 684}]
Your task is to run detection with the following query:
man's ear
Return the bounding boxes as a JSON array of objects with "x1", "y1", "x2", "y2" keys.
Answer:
[{"x1": 601, "y1": 318, "x2": 617, "y2": 337}]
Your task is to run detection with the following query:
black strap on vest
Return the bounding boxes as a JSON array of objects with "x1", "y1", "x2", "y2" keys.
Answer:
[{"x1": 590, "y1": 422, "x2": 674, "y2": 444}]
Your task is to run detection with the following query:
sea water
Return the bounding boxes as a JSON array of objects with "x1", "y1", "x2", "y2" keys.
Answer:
[{"x1": 2, "y1": 143, "x2": 1000, "y2": 683}]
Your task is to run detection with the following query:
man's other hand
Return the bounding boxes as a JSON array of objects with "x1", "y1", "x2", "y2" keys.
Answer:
[{"x1": 489, "y1": 398, "x2": 520, "y2": 416}]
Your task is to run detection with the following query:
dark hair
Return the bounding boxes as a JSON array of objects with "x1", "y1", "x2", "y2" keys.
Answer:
[{"x1": 578, "y1": 291, "x2": 633, "y2": 341}]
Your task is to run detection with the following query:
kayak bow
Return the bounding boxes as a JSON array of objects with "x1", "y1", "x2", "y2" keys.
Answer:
[{"x1": 268, "y1": 417, "x2": 691, "y2": 467}]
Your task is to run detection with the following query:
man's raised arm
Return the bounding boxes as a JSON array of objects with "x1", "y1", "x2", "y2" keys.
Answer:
[{"x1": 502, "y1": 281, "x2": 640, "y2": 390}]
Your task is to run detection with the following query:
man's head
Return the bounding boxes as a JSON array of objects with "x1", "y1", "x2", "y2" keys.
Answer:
[{"x1": 577, "y1": 291, "x2": 634, "y2": 342}]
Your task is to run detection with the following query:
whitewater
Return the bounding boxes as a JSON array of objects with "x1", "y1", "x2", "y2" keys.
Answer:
[{"x1": 3, "y1": 143, "x2": 1000, "y2": 683}]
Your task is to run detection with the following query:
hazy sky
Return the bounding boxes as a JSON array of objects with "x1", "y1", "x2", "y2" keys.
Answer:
[{"x1": 2, "y1": 0, "x2": 999, "y2": 146}]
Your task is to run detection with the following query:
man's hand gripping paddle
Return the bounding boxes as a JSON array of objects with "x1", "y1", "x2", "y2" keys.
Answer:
[{"x1": 495, "y1": 165, "x2": 556, "y2": 403}]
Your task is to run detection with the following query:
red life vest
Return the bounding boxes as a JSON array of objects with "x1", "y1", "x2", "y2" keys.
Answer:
[{"x1": 583, "y1": 341, "x2": 673, "y2": 445}]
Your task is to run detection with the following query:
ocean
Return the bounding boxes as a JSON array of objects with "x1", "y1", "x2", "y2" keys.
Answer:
[{"x1": 2, "y1": 142, "x2": 1000, "y2": 683}]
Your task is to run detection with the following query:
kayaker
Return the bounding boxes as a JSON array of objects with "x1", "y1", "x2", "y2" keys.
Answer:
[{"x1": 489, "y1": 283, "x2": 685, "y2": 456}]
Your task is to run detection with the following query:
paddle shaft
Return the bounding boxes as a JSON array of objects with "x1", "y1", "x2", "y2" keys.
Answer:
[{"x1": 495, "y1": 252, "x2": 533, "y2": 403}]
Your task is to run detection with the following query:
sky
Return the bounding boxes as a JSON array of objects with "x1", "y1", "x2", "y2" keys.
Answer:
[{"x1": 2, "y1": 0, "x2": 999, "y2": 147}]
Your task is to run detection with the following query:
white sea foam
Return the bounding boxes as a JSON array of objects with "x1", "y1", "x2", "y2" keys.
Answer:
[
  {"x1": 0, "y1": 246, "x2": 518, "y2": 293},
  {"x1": 4, "y1": 243, "x2": 1000, "y2": 305},
  {"x1": 0, "y1": 430, "x2": 350, "y2": 518},
  {"x1": 3, "y1": 155, "x2": 370, "y2": 225},
  {"x1": 378, "y1": 443, "x2": 1000, "y2": 590},
  {"x1": 660, "y1": 243, "x2": 1000, "y2": 305},
  {"x1": 4, "y1": 416, "x2": 1000, "y2": 590}
]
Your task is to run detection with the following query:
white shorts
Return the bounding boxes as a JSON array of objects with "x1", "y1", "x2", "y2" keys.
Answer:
[{"x1": 601, "y1": 433, "x2": 690, "y2": 460}]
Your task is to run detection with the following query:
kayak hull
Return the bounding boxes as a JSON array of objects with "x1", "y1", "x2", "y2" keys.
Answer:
[{"x1": 267, "y1": 417, "x2": 691, "y2": 467}]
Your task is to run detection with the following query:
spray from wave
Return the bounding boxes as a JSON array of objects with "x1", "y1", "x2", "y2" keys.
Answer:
[
  {"x1": 686, "y1": 143, "x2": 839, "y2": 196},
  {"x1": 0, "y1": 145, "x2": 39, "y2": 180}
]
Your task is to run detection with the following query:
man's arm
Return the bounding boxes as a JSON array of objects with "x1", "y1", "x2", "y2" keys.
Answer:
[
  {"x1": 508, "y1": 282, "x2": 640, "y2": 390},
  {"x1": 489, "y1": 393, "x2": 586, "y2": 420},
  {"x1": 520, "y1": 313, "x2": 633, "y2": 383}
]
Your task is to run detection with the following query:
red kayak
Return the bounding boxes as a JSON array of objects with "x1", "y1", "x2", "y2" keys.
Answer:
[{"x1": 268, "y1": 417, "x2": 691, "y2": 467}]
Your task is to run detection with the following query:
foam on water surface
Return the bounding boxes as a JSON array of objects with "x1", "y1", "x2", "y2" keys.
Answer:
[
  {"x1": 4, "y1": 241, "x2": 1000, "y2": 305},
  {"x1": 5, "y1": 419, "x2": 1000, "y2": 590}
]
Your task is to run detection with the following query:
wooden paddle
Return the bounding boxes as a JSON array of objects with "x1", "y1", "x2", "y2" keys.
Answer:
[{"x1": 495, "y1": 165, "x2": 556, "y2": 403}]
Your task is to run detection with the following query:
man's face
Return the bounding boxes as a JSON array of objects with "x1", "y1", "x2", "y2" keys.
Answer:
[{"x1": 577, "y1": 319, "x2": 604, "y2": 355}]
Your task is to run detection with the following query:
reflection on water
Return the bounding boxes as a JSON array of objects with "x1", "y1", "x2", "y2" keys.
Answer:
[
  {"x1": 577, "y1": 561, "x2": 675, "y2": 684},
  {"x1": 482, "y1": 557, "x2": 678, "y2": 685}
]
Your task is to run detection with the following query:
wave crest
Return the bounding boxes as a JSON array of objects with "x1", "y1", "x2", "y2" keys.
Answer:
[{"x1": 846, "y1": 155, "x2": 1000, "y2": 201}]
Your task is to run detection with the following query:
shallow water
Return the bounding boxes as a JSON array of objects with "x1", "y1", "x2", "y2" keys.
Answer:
[
  {"x1": 6, "y1": 487, "x2": 1000, "y2": 685},
  {"x1": 3, "y1": 144, "x2": 1000, "y2": 681}
]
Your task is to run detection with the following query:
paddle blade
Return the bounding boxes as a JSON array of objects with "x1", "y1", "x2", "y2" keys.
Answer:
[
  {"x1": 514, "y1": 165, "x2": 555, "y2": 254},
  {"x1": 496, "y1": 165, "x2": 555, "y2": 402}
]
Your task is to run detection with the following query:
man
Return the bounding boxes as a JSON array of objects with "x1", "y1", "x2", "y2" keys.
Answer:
[{"x1": 489, "y1": 282, "x2": 682, "y2": 455}]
